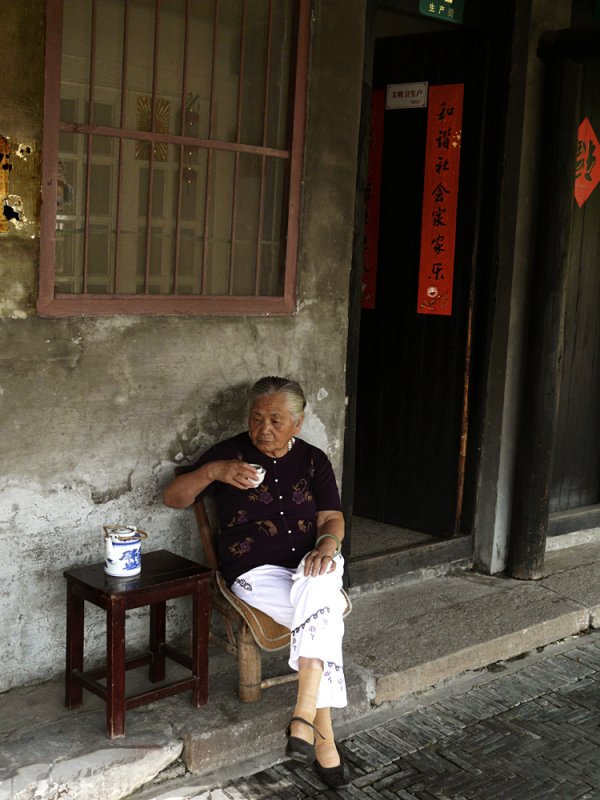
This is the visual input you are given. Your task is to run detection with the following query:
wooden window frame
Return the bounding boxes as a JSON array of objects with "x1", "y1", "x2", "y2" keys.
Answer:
[{"x1": 38, "y1": 0, "x2": 310, "y2": 317}]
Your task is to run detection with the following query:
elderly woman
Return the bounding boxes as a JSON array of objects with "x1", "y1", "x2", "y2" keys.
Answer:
[{"x1": 163, "y1": 376, "x2": 349, "y2": 788}]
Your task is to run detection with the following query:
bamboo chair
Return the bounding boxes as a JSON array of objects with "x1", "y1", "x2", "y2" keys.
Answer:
[{"x1": 188, "y1": 494, "x2": 351, "y2": 703}]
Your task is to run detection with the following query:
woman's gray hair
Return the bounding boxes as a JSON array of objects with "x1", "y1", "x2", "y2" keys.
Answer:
[{"x1": 249, "y1": 376, "x2": 306, "y2": 421}]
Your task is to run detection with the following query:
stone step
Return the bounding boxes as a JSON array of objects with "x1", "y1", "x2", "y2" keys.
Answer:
[{"x1": 3, "y1": 541, "x2": 600, "y2": 800}]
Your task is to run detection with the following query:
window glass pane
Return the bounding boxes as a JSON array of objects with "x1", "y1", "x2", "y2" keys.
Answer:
[
  {"x1": 89, "y1": 162, "x2": 113, "y2": 216},
  {"x1": 177, "y1": 228, "x2": 204, "y2": 295},
  {"x1": 260, "y1": 237, "x2": 283, "y2": 295},
  {"x1": 95, "y1": 0, "x2": 125, "y2": 119},
  {"x1": 156, "y1": 0, "x2": 186, "y2": 135},
  {"x1": 56, "y1": 135, "x2": 86, "y2": 293},
  {"x1": 232, "y1": 153, "x2": 261, "y2": 295},
  {"x1": 213, "y1": 0, "x2": 243, "y2": 142},
  {"x1": 87, "y1": 135, "x2": 117, "y2": 292},
  {"x1": 175, "y1": 146, "x2": 208, "y2": 293},
  {"x1": 87, "y1": 223, "x2": 114, "y2": 292},
  {"x1": 206, "y1": 150, "x2": 235, "y2": 294},
  {"x1": 179, "y1": 147, "x2": 208, "y2": 222},
  {"x1": 135, "y1": 224, "x2": 148, "y2": 291},
  {"x1": 239, "y1": 0, "x2": 269, "y2": 146},
  {"x1": 60, "y1": 99, "x2": 79, "y2": 133},
  {"x1": 261, "y1": 156, "x2": 286, "y2": 295},
  {"x1": 186, "y1": 6, "x2": 215, "y2": 139},
  {"x1": 52, "y1": 0, "x2": 300, "y2": 306},
  {"x1": 127, "y1": 0, "x2": 158, "y2": 120},
  {"x1": 266, "y1": 3, "x2": 293, "y2": 149},
  {"x1": 61, "y1": 1, "x2": 92, "y2": 125},
  {"x1": 87, "y1": 102, "x2": 116, "y2": 155},
  {"x1": 114, "y1": 137, "x2": 138, "y2": 292},
  {"x1": 55, "y1": 221, "x2": 82, "y2": 293},
  {"x1": 148, "y1": 224, "x2": 167, "y2": 294}
]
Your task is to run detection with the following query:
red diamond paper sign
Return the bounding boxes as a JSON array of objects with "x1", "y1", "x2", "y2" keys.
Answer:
[{"x1": 574, "y1": 117, "x2": 600, "y2": 207}]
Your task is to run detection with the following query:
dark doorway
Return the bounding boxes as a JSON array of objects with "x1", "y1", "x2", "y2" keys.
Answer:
[{"x1": 354, "y1": 28, "x2": 488, "y2": 539}]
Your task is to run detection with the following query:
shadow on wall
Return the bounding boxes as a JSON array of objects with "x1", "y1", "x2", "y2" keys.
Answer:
[{"x1": 178, "y1": 380, "x2": 252, "y2": 466}]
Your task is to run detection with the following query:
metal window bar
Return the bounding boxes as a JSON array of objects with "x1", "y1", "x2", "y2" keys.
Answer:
[
  {"x1": 281, "y1": 0, "x2": 309, "y2": 308},
  {"x1": 113, "y1": 0, "x2": 130, "y2": 293},
  {"x1": 255, "y1": 0, "x2": 274, "y2": 295},
  {"x1": 143, "y1": 0, "x2": 162, "y2": 294},
  {"x1": 82, "y1": 0, "x2": 98, "y2": 293},
  {"x1": 173, "y1": 0, "x2": 191, "y2": 294},
  {"x1": 201, "y1": 0, "x2": 220, "y2": 295},
  {"x1": 60, "y1": 123, "x2": 288, "y2": 159},
  {"x1": 228, "y1": 0, "x2": 247, "y2": 295},
  {"x1": 42, "y1": 0, "x2": 305, "y2": 314}
]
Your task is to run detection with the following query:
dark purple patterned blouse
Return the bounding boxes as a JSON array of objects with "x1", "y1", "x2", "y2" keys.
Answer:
[{"x1": 192, "y1": 433, "x2": 342, "y2": 585}]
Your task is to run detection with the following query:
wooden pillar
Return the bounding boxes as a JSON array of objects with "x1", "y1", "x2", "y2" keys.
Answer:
[
  {"x1": 507, "y1": 48, "x2": 581, "y2": 579},
  {"x1": 342, "y1": 0, "x2": 376, "y2": 577}
]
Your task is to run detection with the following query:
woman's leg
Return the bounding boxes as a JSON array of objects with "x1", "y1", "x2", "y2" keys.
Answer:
[
  {"x1": 287, "y1": 555, "x2": 347, "y2": 765},
  {"x1": 289, "y1": 554, "x2": 347, "y2": 710},
  {"x1": 289, "y1": 657, "x2": 323, "y2": 745},
  {"x1": 230, "y1": 559, "x2": 347, "y2": 708},
  {"x1": 231, "y1": 559, "x2": 347, "y2": 763},
  {"x1": 314, "y1": 707, "x2": 340, "y2": 767}
]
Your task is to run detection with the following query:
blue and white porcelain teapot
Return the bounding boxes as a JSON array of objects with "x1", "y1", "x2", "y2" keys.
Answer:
[{"x1": 103, "y1": 524, "x2": 148, "y2": 577}]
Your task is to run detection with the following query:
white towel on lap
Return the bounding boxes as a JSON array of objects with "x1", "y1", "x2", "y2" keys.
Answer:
[{"x1": 231, "y1": 555, "x2": 347, "y2": 708}]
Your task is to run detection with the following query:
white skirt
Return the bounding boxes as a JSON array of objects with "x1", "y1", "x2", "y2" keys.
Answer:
[{"x1": 230, "y1": 554, "x2": 347, "y2": 708}]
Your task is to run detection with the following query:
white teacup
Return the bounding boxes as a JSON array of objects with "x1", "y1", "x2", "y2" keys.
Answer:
[{"x1": 248, "y1": 464, "x2": 266, "y2": 487}]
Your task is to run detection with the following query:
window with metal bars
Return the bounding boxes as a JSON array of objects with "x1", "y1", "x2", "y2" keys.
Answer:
[{"x1": 39, "y1": 0, "x2": 309, "y2": 316}]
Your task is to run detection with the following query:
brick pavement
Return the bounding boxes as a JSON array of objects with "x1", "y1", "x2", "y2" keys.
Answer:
[{"x1": 202, "y1": 632, "x2": 600, "y2": 799}]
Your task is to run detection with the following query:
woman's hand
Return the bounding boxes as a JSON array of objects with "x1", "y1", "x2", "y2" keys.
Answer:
[
  {"x1": 163, "y1": 459, "x2": 261, "y2": 508},
  {"x1": 303, "y1": 548, "x2": 337, "y2": 577},
  {"x1": 303, "y1": 510, "x2": 345, "y2": 576},
  {"x1": 210, "y1": 459, "x2": 261, "y2": 490}
]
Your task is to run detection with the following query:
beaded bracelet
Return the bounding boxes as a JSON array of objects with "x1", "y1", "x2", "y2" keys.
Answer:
[{"x1": 315, "y1": 532, "x2": 342, "y2": 556}]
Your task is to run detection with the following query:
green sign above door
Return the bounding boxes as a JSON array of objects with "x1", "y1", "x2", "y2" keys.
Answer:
[{"x1": 419, "y1": 0, "x2": 465, "y2": 24}]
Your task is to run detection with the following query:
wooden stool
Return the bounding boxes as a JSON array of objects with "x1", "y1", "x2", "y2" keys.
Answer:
[{"x1": 64, "y1": 549, "x2": 212, "y2": 738}]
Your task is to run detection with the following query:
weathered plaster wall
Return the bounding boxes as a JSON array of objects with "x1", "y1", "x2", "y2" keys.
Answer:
[{"x1": 0, "y1": 1, "x2": 366, "y2": 691}]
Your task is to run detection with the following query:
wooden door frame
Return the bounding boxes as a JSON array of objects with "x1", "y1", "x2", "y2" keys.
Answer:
[
  {"x1": 342, "y1": 1, "x2": 513, "y2": 560},
  {"x1": 508, "y1": 24, "x2": 600, "y2": 576}
]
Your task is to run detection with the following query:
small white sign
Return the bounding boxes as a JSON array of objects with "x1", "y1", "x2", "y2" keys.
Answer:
[{"x1": 386, "y1": 82, "x2": 428, "y2": 110}]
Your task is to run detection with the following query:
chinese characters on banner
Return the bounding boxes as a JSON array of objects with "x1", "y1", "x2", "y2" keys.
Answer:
[
  {"x1": 574, "y1": 117, "x2": 600, "y2": 207},
  {"x1": 417, "y1": 84, "x2": 464, "y2": 316},
  {"x1": 362, "y1": 89, "x2": 385, "y2": 309}
]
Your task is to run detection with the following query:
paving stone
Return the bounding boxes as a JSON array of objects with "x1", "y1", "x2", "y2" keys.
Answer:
[
  {"x1": 191, "y1": 633, "x2": 600, "y2": 799},
  {"x1": 362, "y1": 725, "x2": 414, "y2": 753}
]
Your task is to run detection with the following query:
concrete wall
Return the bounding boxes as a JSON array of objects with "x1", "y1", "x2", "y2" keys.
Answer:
[{"x1": 0, "y1": 1, "x2": 366, "y2": 692}]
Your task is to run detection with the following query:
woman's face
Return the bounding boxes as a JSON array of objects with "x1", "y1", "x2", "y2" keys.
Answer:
[{"x1": 248, "y1": 392, "x2": 304, "y2": 458}]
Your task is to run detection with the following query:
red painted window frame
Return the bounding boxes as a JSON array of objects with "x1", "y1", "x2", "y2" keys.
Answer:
[{"x1": 38, "y1": 0, "x2": 310, "y2": 317}]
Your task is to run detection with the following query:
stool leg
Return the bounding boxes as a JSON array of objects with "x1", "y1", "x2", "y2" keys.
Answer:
[
  {"x1": 238, "y1": 624, "x2": 262, "y2": 703},
  {"x1": 106, "y1": 597, "x2": 126, "y2": 738},
  {"x1": 65, "y1": 583, "x2": 84, "y2": 708},
  {"x1": 192, "y1": 578, "x2": 209, "y2": 707},
  {"x1": 149, "y1": 601, "x2": 166, "y2": 682}
]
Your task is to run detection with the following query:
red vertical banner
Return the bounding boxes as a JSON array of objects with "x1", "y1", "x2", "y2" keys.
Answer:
[
  {"x1": 362, "y1": 89, "x2": 385, "y2": 309},
  {"x1": 574, "y1": 116, "x2": 600, "y2": 207},
  {"x1": 417, "y1": 84, "x2": 464, "y2": 316}
]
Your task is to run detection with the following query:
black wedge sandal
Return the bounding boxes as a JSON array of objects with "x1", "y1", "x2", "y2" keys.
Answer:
[
  {"x1": 285, "y1": 716, "x2": 325, "y2": 764},
  {"x1": 314, "y1": 742, "x2": 351, "y2": 788}
]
